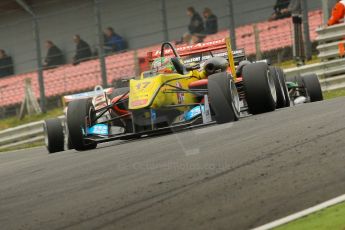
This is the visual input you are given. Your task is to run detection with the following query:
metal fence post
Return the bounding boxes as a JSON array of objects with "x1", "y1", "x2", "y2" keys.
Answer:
[
  {"x1": 33, "y1": 17, "x2": 46, "y2": 113},
  {"x1": 322, "y1": 0, "x2": 330, "y2": 25},
  {"x1": 15, "y1": 0, "x2": 46, "y2": 113},
  {"x1": 161, "y1": 0, "x2": 169, "y2": 41},
  {"x1": 253, "y1": 24, "x2": 262, "y2": 60},
  {"x1": 94, "y1": 0, "x2": 108, "y2": 88},
  {"x1": 228, "y1": 0, "x2": 236, "y2": 49},
  {"x1": 301, "y1": 0, "x2": 312, "y2": 60}
]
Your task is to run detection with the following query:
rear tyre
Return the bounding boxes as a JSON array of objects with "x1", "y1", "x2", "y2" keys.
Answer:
[
  {"x1": 242, "y1": 62, "x2": 277, "y2": 114},
  {"x1": 294, "y1": 75, "x2": 307, "y2": 99},
  {"x1": 270, "y1": 66, "x2": 286, "y2": 109},
  {"x1": 67, "y1": 136, "x2": 73, "y2": 150},
  {"x1": 208, "y1": 72, "x2": 240, "y2": 124},
  {"x1": 302, "y1": 74, "x2": 323, "y2": 102},
  {"x1": 295, "y1": 75, "x2": 304, "y2": 88},
  {"x1": 65, "y1": 126, "x2": 73, "y2": 150},
  {"x1": 276, "y1": 67, "x2": 290, "y2": 107},
  {"x1": 44, "y1": 118, "x2": 64, "y2": 154},
  {"x1": 67, "y1": 99, "x2": 97, "y2": 151}
]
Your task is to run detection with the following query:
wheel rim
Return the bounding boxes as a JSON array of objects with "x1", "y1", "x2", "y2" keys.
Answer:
[
  {"x1": 230, "y1": 80, "x2": 240, "y2": 113},
  {"x1": 267, "y1": 70, "x2": 277, "y2": 103}
]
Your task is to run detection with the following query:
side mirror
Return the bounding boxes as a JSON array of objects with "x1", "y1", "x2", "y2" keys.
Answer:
[
  {"x1": 171, "y1": 57, "x2": 186, "y2": 75},
  {"x1": 185, "y1": 63, "x2": 200, "y2": 71}
]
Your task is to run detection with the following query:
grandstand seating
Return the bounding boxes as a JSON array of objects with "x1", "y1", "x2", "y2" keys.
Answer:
[{"x1": 0, "y1": 10, "x2": 323, "y2": 108}]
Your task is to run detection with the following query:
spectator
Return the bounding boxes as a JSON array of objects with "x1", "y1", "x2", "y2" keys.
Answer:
[
  {"x1": 104, "y1": 27, "x2": 126, "y2": 54},
  {"x1": 203, "y1": 8, "x2": 218, "y2": 35},
  {"x1": 187, "y1": 7, "x2": 204, "y2": 34},
  {"x1": 269, "y1": 0, "x2": 291, "y2": 21},
  {"x1": 0, "y1": 49, "x2": 14, "y2": 78},
  {"x1": 182, "y1": 8, "x2": 218, "y2": 45},
  {"x1": 328, "y1": 0, "x2": 345, "y2": 26},
  {"x1": 73, "y1": 35, "x2": 92, "y2": 64},
  {"x1": 178, "y1": 7, "x2": 205, "y2": 45},
  {"x1": 44, "y1": 40, "x2": 65, "y2": 69}
]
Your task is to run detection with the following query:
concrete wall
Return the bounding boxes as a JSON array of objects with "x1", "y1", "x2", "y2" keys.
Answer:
[{"x1": 0, "y1": 0, "x2": 326, "y2": 74}]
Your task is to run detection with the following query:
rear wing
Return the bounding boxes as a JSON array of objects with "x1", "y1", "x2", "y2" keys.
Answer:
[
  {"x1": 182, "y1": 48, "x2": 246, "y2": 66},
  {"x1": 148, "y1": 37, "x2": 247, "y2": 77}
]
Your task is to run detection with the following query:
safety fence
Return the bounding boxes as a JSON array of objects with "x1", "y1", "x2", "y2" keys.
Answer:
[
  {"x1": 284, "y1": 22, "x2": 345, "y2": 91},
  {"x1": 0, "y1": 115, "x2": 66, "y2": 150},
  {"x1": 0, "y1": 120, "x2": 45, "y2": 150},
  {"x1": 0, "y1": 9, "x2": 324, "y2": 118}
]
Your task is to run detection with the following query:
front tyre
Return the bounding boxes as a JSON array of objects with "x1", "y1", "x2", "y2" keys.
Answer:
[
  {"x1": 302, "y1": 74, "x2": 323, "y2": 102},
  {"x1": 208, "y1": 72, "x2": 240, "y2": 124},
  {"x1": 44, "y1": 118, "x2": 64, "y2": 154},
  {"x1": 67, "y1": 99, "x2": 97, "y2": 151}
]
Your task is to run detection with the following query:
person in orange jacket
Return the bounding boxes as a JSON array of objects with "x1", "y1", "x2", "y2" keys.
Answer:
[{"x1": 328, "y1": 0, "x2": 345, "y2": 26}]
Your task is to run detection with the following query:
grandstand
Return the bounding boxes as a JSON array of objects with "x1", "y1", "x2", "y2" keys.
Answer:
[{"x1": 0, "y1": 0, "x2": 325, "y2": 116}]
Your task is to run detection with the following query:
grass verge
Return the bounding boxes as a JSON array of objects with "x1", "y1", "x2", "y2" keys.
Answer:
[
  {"x1": 277, "y1": 55, "x2": 320, "y2": 69},
  {"x1": 0, "y1": 107, "x2": 63, "y2": 131},
  {"x1": 323, "y1": 89, "x2": 345, "y2": 100},
  {"x1": 0, "y1": 141, "x2": 44, "y2": 153},
  {"x1": 275, "y1": 202, "x2": 345, "y2": 230}
]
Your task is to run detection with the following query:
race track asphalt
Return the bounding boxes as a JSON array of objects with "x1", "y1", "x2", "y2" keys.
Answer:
[{"x1": 1, "y1": 97, "x2": 345, "y2": 230}]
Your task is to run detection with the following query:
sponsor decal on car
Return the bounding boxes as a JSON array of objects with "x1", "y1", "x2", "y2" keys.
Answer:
[
  {"x1": 87, "y1": 124, "x2": 109, "y2": 135},
  {"x1": 184, "y1": 105, "x2": 204, "y2": 121},
  {"x1": 176, "y1": 82, "x2": 184, "y2": 104},
  {"x1": 131, "y1": 99, "x2": 148, "y2": 107},
  {"x1": 151, "y1": 109, "x2": 157, "y2": 122}
]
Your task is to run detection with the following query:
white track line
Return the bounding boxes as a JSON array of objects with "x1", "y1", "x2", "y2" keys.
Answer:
[{"x1": 252, "y1": 193, "x2": 345, "y2": 230}]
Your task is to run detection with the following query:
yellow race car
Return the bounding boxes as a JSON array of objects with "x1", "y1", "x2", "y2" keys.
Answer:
[{"x1": 66, "y1": 38, "x2": 278, "y2": 151}]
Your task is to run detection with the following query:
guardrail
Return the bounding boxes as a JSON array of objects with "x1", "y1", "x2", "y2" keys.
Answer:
[
  {"x1": 316, "y1": 23, "x2": 345, "y2": 44},
  {"x1": 316, "y1": 23, "x2": 345, "y2": 61},
  {"x1": 317, "y1": 40, "x2": 345, "y2": 60},
  {"x1": 0, "y1": 116, "x2": 64, "y2": 151},
  {"x1": 284, "y1": 23, "x2": 345, "y2": 91},
  {"x1": 284, "y1": 59, "x2": 345, "y2": 78}
]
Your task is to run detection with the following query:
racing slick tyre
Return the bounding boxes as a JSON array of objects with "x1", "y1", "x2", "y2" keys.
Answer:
[
  {"x1": 294, "y1": 75, "x2": 307, "y2": 97},
  {"x1": 242, "y1": 62, "x2": 277, "y2": 114},
  {"x1": 302, "y1": 74, "x2": 323, "y2": 102},
  {"x1": 44, "y1": 118, "x2": 64, "y2": 153},
  {"x1": 67, "y1": 99, "x2": 97, "y2": 151},
  {"x1": 65, "y1": 127, "x2": 73, "y2": 150},
  {"x1": 67, "y1": 136, "x2": 73, "y2": 150},
  {"x1": 295, "y1": 75, "x2": 304, "y2": 88},
  {"x1": 208, "y1": 72, "x2": 240, "y2": 124},
  {"x1": 269, "y1": 66, "x2": 286, "y2": 109},
  {"x1": 276, "y1": 67, "x2": 290, "y2": 107}
]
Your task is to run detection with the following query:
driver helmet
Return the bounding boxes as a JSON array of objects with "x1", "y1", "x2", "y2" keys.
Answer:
[{"x1": 151, "y1": 57, "x2": 175, "y2": 73}]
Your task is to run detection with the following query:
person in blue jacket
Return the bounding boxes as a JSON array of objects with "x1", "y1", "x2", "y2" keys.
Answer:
[{"x1": 104, "y1": 27, "x2": 126, "y2": 54}]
